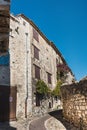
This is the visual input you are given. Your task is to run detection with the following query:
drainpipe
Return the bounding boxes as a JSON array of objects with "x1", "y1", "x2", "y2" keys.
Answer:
[{"x1": 25, "y1": 33, "x2": 28, "y2": 118}]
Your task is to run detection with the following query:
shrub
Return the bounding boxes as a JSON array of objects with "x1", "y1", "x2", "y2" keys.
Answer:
[
  {"x1": 36, "y1": 80, "x2": 51, "y2": 96},
  {"x1": 52, "y1": 80, "x2": 62, "y2": 97}
]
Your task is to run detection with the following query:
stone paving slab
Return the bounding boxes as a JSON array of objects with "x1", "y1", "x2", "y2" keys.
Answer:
[
  {"x1": 0, "y1": 110, "x2": 80, "y2": 130},
  {"x1": 29, "y1": 115, "x2": 50, "y2": 130},
  {"x1": 45, "y1": 117, "x2": 66, "y2": 130}
]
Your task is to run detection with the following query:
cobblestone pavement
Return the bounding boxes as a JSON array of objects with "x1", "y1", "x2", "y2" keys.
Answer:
[
  {"x1": 0, "y1": 110, "x2": 79, "y2": 130},
  {"x1": 29, "y1": 110, "x2": 79, "y2": 130},
  {"x1": 29, "y1": 115, "x2": 51, "y2": 130},
  {"x1": 45, "y1": 117, "x2": 66, "y2": 130}
]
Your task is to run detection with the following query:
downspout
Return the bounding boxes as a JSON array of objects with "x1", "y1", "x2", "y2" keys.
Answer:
[{"x1": 25, "y1": 33, "x2": 28, "y2": 118}]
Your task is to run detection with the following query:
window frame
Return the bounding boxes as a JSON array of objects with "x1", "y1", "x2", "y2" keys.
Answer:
[
  {"x1": 34, "y1": 45, "x2": 39, "y2": 60},
  {"x1": 47, "y1": 72, "x2": 52, "y2": 84},
  {"x1": 36, "y1": 93, "x2": 40, "y2": 106},
  {"x1": 34, "y1": 65, "x2": 40, "y2": 80},
  {"x1": 33, "y1": 29, "x2": 39, "y2": 42}
]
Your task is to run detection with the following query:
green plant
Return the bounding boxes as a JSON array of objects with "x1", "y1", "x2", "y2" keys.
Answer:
[
  {"x1": 56, "y1": 63, "x2": 69, "y2": 82},
  {"x1": 36, "y1": 80, "x2": 51, "y2": 96},
  {"x1": 52, "y1": 80, "x2": 62, "y2": 97}
]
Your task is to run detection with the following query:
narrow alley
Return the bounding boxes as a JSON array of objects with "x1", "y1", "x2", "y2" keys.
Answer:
[{"x1": 29, "y1": 110, "x2": 79, "y2": 130}]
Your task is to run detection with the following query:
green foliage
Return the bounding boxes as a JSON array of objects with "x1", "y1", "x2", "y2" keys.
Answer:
[
  {"x1": 36, "y1": 80, "x2": 51, "y2": 96},
  {"x1": 57, "y1": 71, "x2": 67, "y2": 83},
  {"x1": 52, "y1": 80, "x2": 62, "y2": 97}
]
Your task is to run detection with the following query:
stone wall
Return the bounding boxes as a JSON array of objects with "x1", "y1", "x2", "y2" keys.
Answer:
[
  {"x1": 9, "y1": 15, "x2": 32, "y2": 118},
  {"x1": 32, "y1": 97, "x2": 62, "y2": 117},
  {"x1": 61, "y1": 78, "x2": 87, "y2": 129},
  {"x1": 0, "y1": 0, "x2": 10, "y2": 85},
  {"x1": 30, "y1": 21, "x2": 74, "y2": 113}
]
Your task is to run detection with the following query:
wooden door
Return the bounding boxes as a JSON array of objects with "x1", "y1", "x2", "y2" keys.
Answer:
[
  {"x1": 0, "y1": 86, "x2": 10, "y2": 121},
  {"x1": 0, "y1": 86, "x2": 17, "y2": 121},
  {"x1": 9, "y1": 87, "x2": 17, "y2": 121}
]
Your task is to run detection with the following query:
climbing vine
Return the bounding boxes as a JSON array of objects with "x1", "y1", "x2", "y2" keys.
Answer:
[
  {"x1": 52, "y1": 80, "x2": 62, "y2": 97},
  {"x1": 57, "y1": 63, "x2": 69, "y2": 82}
]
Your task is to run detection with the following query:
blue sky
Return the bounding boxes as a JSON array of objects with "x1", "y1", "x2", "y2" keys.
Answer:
[{"x1": 11, "y1": 0, "x2": 87, "y2": 81}]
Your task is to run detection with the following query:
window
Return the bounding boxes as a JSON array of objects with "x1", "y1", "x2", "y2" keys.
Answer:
[
  {"x1": 34, "y1": 46, "x2": 39, "y2": 60},
  {"x1": 47, "y1": 72, "x2": 52, "y2": 84},
  {"x1": 33, "y1": 29, "x2": 39, "y2": 42},
  {"x1": 60, "y1": 71, "x2": 64, "y2": 77},
  {"x1": 56, "y1": 58, "x2": 58, "y2": 65},
  {"x1": 23, "y1": 21, "x2": 26, "y2": 26},
  {"x1": 35, "y1": 65, "x2": 40, "y2": 79},
  {"x1": 36, "y1": 93, "x2": 40, "y2": 106}
]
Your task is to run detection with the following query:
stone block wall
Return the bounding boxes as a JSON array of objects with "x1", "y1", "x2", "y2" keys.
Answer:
[
  {"x1": 0, "y1": 0, "x2": 10, "y2": 85},
  {"x1": 61, "y1": 78, "x2": 87, "y2": 129},
  {"x1": 30, "y1": 23, "x2": 74, "y2": 112},
  {"x1": 9, "y1": 15, "x2": 32, "y2": 118}
]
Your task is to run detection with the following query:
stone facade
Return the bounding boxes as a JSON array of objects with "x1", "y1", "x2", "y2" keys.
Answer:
[
  {"x1": 0, "y1": 12, "x2": 75, "y2": 119},
  {"x1": 61, "y1": 77, "x2": 87, "y2": 130},
  {"x1": 9, "y1": 15, "x2": 32, "y2": 118}
]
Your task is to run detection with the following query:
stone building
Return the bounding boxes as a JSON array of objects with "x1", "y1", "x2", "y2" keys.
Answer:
[{"x1": 0, "y1": 13, "x2": 75, "y2": 120}]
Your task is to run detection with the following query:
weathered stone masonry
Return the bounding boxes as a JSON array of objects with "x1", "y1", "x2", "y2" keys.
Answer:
[
  {"x1": 9, "y1": 14, "x2": 75, "y2": 118},
  {"x1": 0, "y1": 0, "x2": 76, "y2": 122},
  {"x1": 61, "y1": 78, "x2": 87, "y2": 130},
  {"x1": 0, "y1": 0, "x2": 10, "y2": 85},
  {"x1": 0, "y1": 10, "x2": 75, "y2": 119}
]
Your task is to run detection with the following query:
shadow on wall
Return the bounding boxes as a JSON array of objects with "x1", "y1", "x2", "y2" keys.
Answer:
[{"x1": 0, "y1": 0, "x2": 16, "y2": 129}]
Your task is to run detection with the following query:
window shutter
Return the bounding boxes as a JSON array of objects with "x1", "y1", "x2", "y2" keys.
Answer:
[
  {"x1": 33, "y1": 29, "x2": 39, "y2": 42},
  {"x1": 34, "y1": 46, "x2": 39, "y2": 60},
  {"x1": 35, "y1": 65, "x2": 40, "y2": 79}
]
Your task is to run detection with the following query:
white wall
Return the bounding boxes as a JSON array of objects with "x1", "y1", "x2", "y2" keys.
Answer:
[{"x1": 9, "y1": 15, "x2": 32, "y2": 118}]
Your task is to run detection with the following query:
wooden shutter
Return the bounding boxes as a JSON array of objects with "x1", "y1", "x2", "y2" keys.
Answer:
[
  {"x1": 35, "y1": 65, "x2": 40, "y2": 79},
  {"x1": 33, "y1": 29, "x2": 39, "y2": 42},
  {"x1": 34, "y1": 46, "x2": 39, "y2": 60}
]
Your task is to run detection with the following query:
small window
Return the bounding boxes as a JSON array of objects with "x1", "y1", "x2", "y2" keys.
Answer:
[
  {"x1": 23, "y1": 21, "x2": 26, "y2": 26},
  {"x1": 35, "y1": 65, "x2": 40, "y2": 79},
  {"x1": 56, "y1": 58, "x2": 58, "y2": 65},
  {"x1": 33, "y1": 29, "x2": 39, "y2": 42},
  {"x1": 60, "y1": 71, "x2": 64, "y2": 77},
  {"x1": 47, "y1": 72, "x2": 52, "y2": 84},
  {"x1": 34, "y1": 46, "x2": 39, "y2": 60}
]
